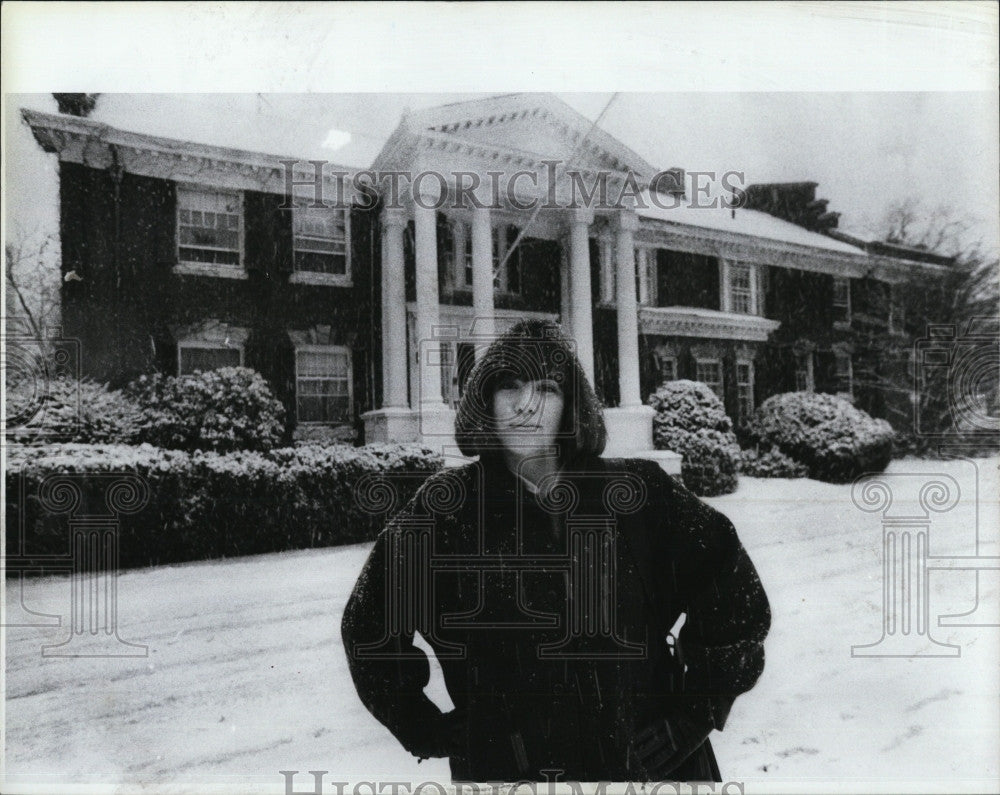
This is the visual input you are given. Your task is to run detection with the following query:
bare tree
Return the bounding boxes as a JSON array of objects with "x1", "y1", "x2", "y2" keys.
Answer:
[
  {"x1": 5, "y1": 227, "x2": 62, "y2": 346},
  {"x1": 884, "y1": 199, "x2": 998, "y2": 317},
  {"x1": 872, "y1": 200, "x2": 999, "y2": 453}
]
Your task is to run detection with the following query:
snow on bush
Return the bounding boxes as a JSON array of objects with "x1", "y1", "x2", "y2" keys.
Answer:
[
  {"x1": 6, "y1": 442, "x2": 443, "y2": 569},
  {"x1": 745, "y1": 391, "x2": 894, "y2": 483},
  {"x1": 738, "y1": 446, "x2": 808, "y2": 479},
  {"x1": 5, "y1": 376, "x2": 143, "y2": 445},
  {"x1": 126, "y1": 367, "x2": 286, "y2": 453},
  {"x1": 648, "y1": 379, "x2": 740, "y2": 496}
]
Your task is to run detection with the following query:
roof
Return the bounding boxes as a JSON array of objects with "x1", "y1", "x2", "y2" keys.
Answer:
[
  {"x1": 21, "y1": 108, "x2": 361, "y2": 176},
  {"x1": 400, "y1": 93, "x2": 659, "y2": 179},
  {"x1": 637, "y1": 191, "x2": 868, "y2": 257},
  {"x1": 828, "y1": 228, "x2": 955, "y2": 266}
]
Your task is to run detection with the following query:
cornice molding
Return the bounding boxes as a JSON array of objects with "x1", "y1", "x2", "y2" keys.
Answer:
[
  {"x1": 404, "y1": 93, "x2": 657, "y2": 179},
  {"x1": 635, "y1": 217, "x2": 870, "y2": 277},
  {"x1": 636, "y1": 216, "x2": 949, "y2": 281},
  {"x1": 639, "y1": 306, "x2": 781, "y2": 342},
  {"x1": 21, "y1": 109, "x2": 358, "y2": 197}
]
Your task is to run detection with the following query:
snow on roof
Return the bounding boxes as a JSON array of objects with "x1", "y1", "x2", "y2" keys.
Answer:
[{"x1": 637, "y1": 191, "x2": 867, "y2": 256}]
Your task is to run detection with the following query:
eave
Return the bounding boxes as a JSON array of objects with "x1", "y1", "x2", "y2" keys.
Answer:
[
  {"x1": 636, "y1": 215, "x2": 948, "y2": 282},
  {"x1": 21, "y1": 108, "x2": 359, "y2": 198}
]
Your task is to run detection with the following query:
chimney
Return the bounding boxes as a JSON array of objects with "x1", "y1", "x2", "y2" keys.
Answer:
[
  {"x1": 740, "y1": 182, "x2": 840, "y2": 233},
  {"x1": 651, "y1": 167, "x2": 685, "y2": 199}
]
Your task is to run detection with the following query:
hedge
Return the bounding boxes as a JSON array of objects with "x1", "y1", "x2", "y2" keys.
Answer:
[
  {"x1": 126, "y1": 367, "x2": 286, "y2": 452},
  {"x1": 7, "y1": 368, "x2": 286, "y2": 453},
  {"x1": 5, "y1": 376, "x2": 143, "y2": 445},
  {"x1": 649, "y1": 380, "x2": 740, "y2": 496},
  {"x1": 745, "y1": 391, "x2": 894, "y2": 483},
  {"x1": 738, "y1": 446, "x2": 809, "y2": 479},
  {"x1": 5, "y1": 442, "x2": 443, "y2": 571}
]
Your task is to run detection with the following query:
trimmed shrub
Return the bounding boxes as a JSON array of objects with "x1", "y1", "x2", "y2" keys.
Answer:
[
  {"x1": 745, "y1": 391, "x2": 895, "y2": 483},
  {"x1": 5, "y1": 442, "x2": 443, "y2": 571},
  {"x1": 5, "y1": 376, "x2": 142, "y2": 445},
  {"x1": 649, "y1": 380, "x2": 740, "y2": 496},
  {"x1": 127, "y1": 367, "x2": 285, "y2": 453},
  {"x1": 738, "y1": 447, "x2": 808, "y2": 479}
]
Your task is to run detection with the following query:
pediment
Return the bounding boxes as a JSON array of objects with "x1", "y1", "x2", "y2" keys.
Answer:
[{"x1": 401, "y1": 94, "x2": 657, "y2": 179}]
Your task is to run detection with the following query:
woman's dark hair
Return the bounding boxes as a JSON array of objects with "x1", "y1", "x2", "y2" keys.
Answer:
[{"x1": 454, "y1": 318, "x2": 607, "y2": 462}]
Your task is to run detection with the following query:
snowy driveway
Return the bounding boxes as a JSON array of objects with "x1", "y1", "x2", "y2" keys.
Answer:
[{"x1": 4, "y1": 457, "x2": 998, "y2": 792}]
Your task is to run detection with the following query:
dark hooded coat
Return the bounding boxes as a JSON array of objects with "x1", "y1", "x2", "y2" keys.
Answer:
[{"x1": 341, "y1": 321, "x2": 770, "y2": 783}]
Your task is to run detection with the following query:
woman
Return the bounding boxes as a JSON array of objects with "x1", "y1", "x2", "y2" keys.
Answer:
[{"x1": 342, "y1": 319, "x2": 770, "y2": 782}]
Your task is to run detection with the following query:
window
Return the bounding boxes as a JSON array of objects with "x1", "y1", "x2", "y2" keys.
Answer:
[
  {"x1": 833, "y1": 276, "x2": 851, "y2": 325},
  {"x1": 295, "y1": 346, "x2": 352, "y2": 424},
  {"x1": 177, "y1": 187, "x2": 242, "y2": 267},
  {"x1": 795, "y1": 351, "x2": 815, "y2": 392},
  {"x1": 727, "y1": 262, "x2": 755, "y2": 315},
  {"x1": 737, "y1": 361, "x2": 755, "y2": 421},
  {"x1": 463, "y1": 225, "x2": 474, "y2": 287},
  {"x1": 657, "y1": 354, "x2": 677, "y2": 383},
  {"x1": 489, "y1": 224, "x2": 522, "y2": 294},
  {"x1": 293, "y1": 204, "x2": 350, "y2": 278},
  {"x1": 835, "y1": 350, "x2": 853, "y2": 397},
  {"x1": 696, "y1": 358, "x2": 724, "y2": 399},
  {"x1": 178, "y1": 343, "x2": 242, "y2": 375}
]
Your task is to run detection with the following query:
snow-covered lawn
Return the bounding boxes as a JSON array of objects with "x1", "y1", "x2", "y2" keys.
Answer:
[{"x1": 4, "y1": 456, "x2": 998, "y2": 793}]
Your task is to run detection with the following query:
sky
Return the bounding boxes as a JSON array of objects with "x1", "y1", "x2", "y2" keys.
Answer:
[{"x1": 6, "y1": 90, "x2": 998, "y2": 258}]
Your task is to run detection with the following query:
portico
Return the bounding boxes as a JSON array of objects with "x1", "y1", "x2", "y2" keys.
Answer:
[{"x1": 361, "y1": 163, "x2": 673, "y2": 468}]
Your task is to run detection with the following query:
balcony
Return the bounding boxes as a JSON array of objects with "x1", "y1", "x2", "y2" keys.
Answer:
[{"x1": 639, "y1": 306, "x2": 780, "y2": 342}]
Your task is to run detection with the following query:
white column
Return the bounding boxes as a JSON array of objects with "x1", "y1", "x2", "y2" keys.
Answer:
[
  {"x1": 362, "y1": 206, "x2": 418, "y2": 443},
  {"x1": 600, "y1": 208, "x2": 664, "y2": 464},
  {"x1": 471, "y1": 206, "x2": 495, "y2": 357},
  {"x1": 600, "y1": 233, "x2": 615, "y2": 304},
  {"x1": 382, "y1": 207, "x2": 408, "y2": 408},
  {"x1": 413, "y1": 181, "x2": 445, "y2": 407},
  {"x1": 616, "y1": 210, "x2": 642, "y2": 407},
  {"x1": 568, "y1": 206, "x2": 595, "y2": 384}
]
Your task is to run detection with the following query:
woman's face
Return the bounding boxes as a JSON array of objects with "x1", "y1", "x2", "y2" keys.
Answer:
[{"x1": 491, "y1": 375, "x2": 565, "y2": 458}]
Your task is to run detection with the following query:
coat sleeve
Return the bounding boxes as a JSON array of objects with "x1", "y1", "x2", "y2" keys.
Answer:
[
  {"x1": 631, "y1": 461, "x2": 771, "y2": 778},
  {"x1": 340, "y1": 484, "x2": 449, "y2": 759},
  {"x1": 656, "y1": 463, "x2": 771, "y2": 731}
]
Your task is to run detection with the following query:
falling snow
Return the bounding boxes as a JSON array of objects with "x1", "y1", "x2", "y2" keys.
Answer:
[{"x1": 4, "y1": 456, "x2": 998, "y2": 790}]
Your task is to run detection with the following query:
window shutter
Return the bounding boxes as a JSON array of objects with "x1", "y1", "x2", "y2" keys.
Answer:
[
  {"x1": 244, "y1": 191, "x2": 293, "y2": 277},
  {"x1": 152, "y1": 179, "x2": 176, "y2": 267}
]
